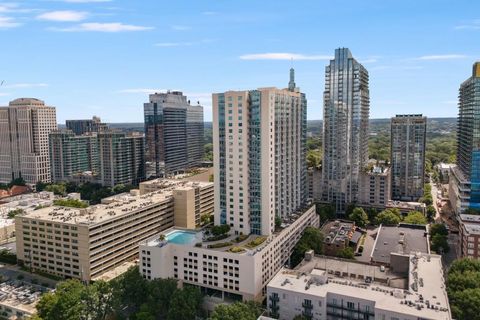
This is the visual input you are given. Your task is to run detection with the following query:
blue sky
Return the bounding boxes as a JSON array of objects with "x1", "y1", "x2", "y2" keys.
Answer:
[{"x1": 0, "y1": 0, "x2": 478, "y2": 122}]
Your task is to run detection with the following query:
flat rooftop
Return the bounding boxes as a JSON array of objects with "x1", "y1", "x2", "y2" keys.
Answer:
[
  {"x1": 460, "y1": 214, "x2": 480, "y2": 224},
  {"x1": 21, "y1": 190, "x2": 173, "y2": 225},
  {"x1": 321, "y1": 220, "x2": 355, "y2": 245},
  {"x1": 371, "y1": 224, "x2": 429, "y2": 264},
  {"x1": 0, "y1": 281, "x2": 49, "y2": 316},
  {"x1": 269, "y1": 254, "x2": 450, "y2": 319},
  {"x1": 140, "y1": 178, "x2": 212, "y2": 190},
  {"x1": 463, "y1": 223, "x2": 480, "y2": 235}
]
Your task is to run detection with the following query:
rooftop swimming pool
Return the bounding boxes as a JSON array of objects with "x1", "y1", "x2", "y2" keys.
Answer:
[{"x1": 165, "y1": 230, "x2": 198, "y2": 245}]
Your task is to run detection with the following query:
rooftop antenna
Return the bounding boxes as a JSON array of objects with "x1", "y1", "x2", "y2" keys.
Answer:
[
  {"x1": 0, "y1": 80, "x2": 4, "y2": 86},
  {"x1": 288, "y1": 62, "x2": 296, "y2": 92}
]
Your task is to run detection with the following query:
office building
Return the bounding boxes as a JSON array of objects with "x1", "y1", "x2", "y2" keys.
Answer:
[
  {"x1": 391, "y1": 114, "x2": 427, "y2": 201},
  {"x1": 65, "y1": 116, "x2": 108, "y2": 135},
  {"x1": 359, "y1": 166, "x2": 391, "y2": 208},
  {"x1": 213, "y1": 69, "x2": 307, "y2": 236},
  {"x1": 15, "y1": 180, "x2": 213, "y2": 281},
  {"x1": 144, "y1": 91, "x2": 204, "y2": 177},
  {"x1": 97, "y1": 131, "x2": 145, "y2": 187},
  {"x1": 49, "y1": 130, "x2": 99, "y2": 182},
  {"x1": 139, "y1": 70, "x2": 318, "y2": 301},
  {"x1": 322, "y1": 48, "x2": 370, "y2": 213},
  {"x1": 0, "y1": 98, "x2": 57, "y2": 184},
  {"x1": 266, "y1": 254, "x2": 451, "y2": 320},
  {"x1": 451, "y1": 62, "x2": 480, "y2": 214}
]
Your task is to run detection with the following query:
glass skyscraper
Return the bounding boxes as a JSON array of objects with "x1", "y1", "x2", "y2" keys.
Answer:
[
  {"x1": 321, "y1": 48, "x2": 370, "y2": 213},
  {"x1": 213, "y1": 70, "x2": 307, "y2": 236},
  {"x1": 452, "y1": 62, "x2": 480, "y2": 212},
  {"x1": 144, "y1": 91, "x2": 204, "y2": 177}
]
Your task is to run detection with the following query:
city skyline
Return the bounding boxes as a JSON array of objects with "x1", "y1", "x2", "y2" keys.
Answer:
[{"x1": 0, "y1": 0, "x2": 478, "y2": 122}]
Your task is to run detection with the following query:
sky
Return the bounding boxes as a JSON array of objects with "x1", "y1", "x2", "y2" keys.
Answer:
[{"x1": 0, "y1": 0, "x2": 478, "y2": 123}]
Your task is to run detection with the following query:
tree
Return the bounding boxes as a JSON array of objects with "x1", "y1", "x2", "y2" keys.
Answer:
[
  {"x1": 7, "y1": 208, "x2": 24, "y2": 219},
  {"x1": 431, "y1": 234, "x2": 449, "y2": 254},
  {"x1": 348, "y1": 207, "x2": 369, "y2": 228},
  {"x1": 275, "y1": 216, "x2": 282, "y2": 229},
  {"x1": 430, "y1": 224, "x2": 448, "y2": 237},
  {"x1": 9, "y1": 177, "x2": 26, "y2": 187},
  {"x1": 53, "y1": 199, "x2": 88, "y2": 208},
  {"x1": 403, "y1": 211, "x2": 427, "y2": 225},
  {"x1": 426, "y1": 205, "x2": 436, "y2": 221},
  {"x1": 464, "y1": 208, "x2": 480, "y2": 215},
  {"x1": 306, "y1": 149, "x2": 322, "y2": 168},
  {"x1": 316, "y1": 204, "x2": 335, "y2": 222},
  {"x1": 447, "y1": 259, "x2": 480, "y2": 319},
  {"x1": 293, "y1": 315, "x2": 309, "y2": 320},
  {"x1": 36, "y1": 280, "x2": 85, "y2": 320},
  {"x1": 36, "y1": 181, "x2": 48, "y2": 192},
  {"x1": 290, "y1": 227, "x2": 324, "y2": 267},
  {"x1": 167, "y1": 286, "x2": 202, "y2": 320},
  {"x1": 211, "y1": 224, "x2": 230, "y2": 236},
  {"x1": 375, "y1": 209, "x2": 402, "y2": 225},
  {"x1": 337, "y1": 247, "x2": 355, "y2": 259},
  {"x1": 209, "y1": 301, "x2": 262, "y2": 320},
  {"x1": 45, "y1": 183, "x2": 67, "y2": 196}
]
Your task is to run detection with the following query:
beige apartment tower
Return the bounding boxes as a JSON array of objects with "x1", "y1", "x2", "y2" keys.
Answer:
[{"x1": 0, "y1": 98, "x2": 57, "y2": 184}]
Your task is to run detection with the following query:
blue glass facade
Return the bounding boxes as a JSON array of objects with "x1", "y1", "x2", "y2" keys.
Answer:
[{"x1": 248, "y1": 91, "x2": 262, "y2": 235}]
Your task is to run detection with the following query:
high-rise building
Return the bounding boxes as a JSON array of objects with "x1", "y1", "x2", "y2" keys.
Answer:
[
  {"x1": 450, "y1": 62, "x2": 480, "y2": 214},
  {"x1": 213, "y1": 69, "x2": 307, "y2": 236},
  {"x1": 97, "y1": 131, "x2": 145, "y2": 187},
  {"x1": 49, "y1": 130, "x2": 99, "y2": 182},
  {"x1": 0, "y1": 98, "x2": 57, "y2": 184},
  {"x1": 65, "y1": 116, "x2": 108, "y2": 135},
  {"x1": 144, "y1": 91, "x2": 204, "y2": 177},
  {"x1": 138, "y1": 70, "x2": 318, "y2": 301},
  {"x1": 391, "y1": 114, "x2": 427, "y2": 201},
  {"x1": 321, "y1": 48, "x2": 370, "y2": 213}
]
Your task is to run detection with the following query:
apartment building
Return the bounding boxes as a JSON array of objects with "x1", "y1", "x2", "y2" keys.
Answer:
[
  {"x1": 458, "y1": 214, "x2": 480, "y2": 259},
  {"x1": 144, "y1": 91, "x2": 204, "y2": 177},
  {"x1": 267, "y1": 254, "x2": 451, "y2": 320},
  {"x1": 97, "y1": 131, "x2": 145, "y2": 187},
  {"x1": 391, "y1": 114, "x2": 427, "y2": 201},
  {"x1": 15, "y1": 180, "x2": 213, "y2": 281},
  {"x1": 213, "y1": 69, "x2": 307, "y2": 236},
  {"x1": 322, "y1": 48, "x2": 370, "y2": 214},
  {"x1": 451, "y1": 62, "x2": 480, "y2": 214},
  {"x1": 49, "y1": 130, "x2": 99, "y2": 182},
  {"x1": 139, "y1": 205, "x2": 319, "y2": 301},
  {"x1": 359, "y1": 166, "x2": 391, "y2": 208},
  {"x1": 0, "y1": 98, "x2": 57, "y2": 184},
  {"x1": 65, "y1": 116, "x2": 108, "y2": 135}
]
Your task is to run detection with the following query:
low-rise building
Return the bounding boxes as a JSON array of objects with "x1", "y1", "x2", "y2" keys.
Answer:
[
  {"x1": 0, "y1": 282, "x2": 48, "y2": 319},
  {"x1": 359, "y1": 166, "x2": 391, "y2": 208},
  {"x1": 458, "y1": 214, "x2": 480, "y2": 259},
  {"x1": 321, "y1": 220, "x2": 355, "y2": 256},
  {"x1": 15, "y1": 180, "x2": 213, "y2": 281},
  {"x1": 266, "y1": 254, "x2": 451, "y2": 320},
  {"x1": 385, "y1": 200, "x2": 426, "y2": 215},
  {"x1": 449, "y1": 165, "x2": 471, "y2": 215},
  {"x1": 370, "y1": 224, "x2": 429, "y2": 266},
  {"x1": 436, "y1": 163, "x2": 455, "y2": 183},
  {"x1": 139, "y1": 205, "x2": 319, "y2": 301},
  {"x1": 307, "y1": 168, "x2": 322, "y2": 202}
]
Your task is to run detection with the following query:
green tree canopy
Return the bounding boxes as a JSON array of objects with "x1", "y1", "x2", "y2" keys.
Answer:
[
  {"x1": 348, "y1": 207, "x2": 369, "y2": 228},
  {"x1": 447, "y1": 259, "x2": 480, "y2": 320},
  {"x1": 403, "y1": 211, "x2": 428, "y2": 225},
  {"x1": 290, "y1": 227, "x2": 324, "y2": 267},
  {"x1": 209, "y1": 301, "x2": 262, "y2": 320},
  {"x1": 375, "y1": 209, "x2": 402, "y2": 225},
  {"x1": 337, "y1": 247, "x2": 355, "y2": 259}
]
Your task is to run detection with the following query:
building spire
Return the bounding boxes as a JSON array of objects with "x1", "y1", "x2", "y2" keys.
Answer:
[{"x1": 288, "y1": 67, "x2": 296, "y2": 92}]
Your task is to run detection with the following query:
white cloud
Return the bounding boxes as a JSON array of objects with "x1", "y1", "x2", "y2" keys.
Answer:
[
  {"x1": 0, "y1": 16, "x2": 21, "y2": 28},
  {"x1": 202, "y1": 11, "x2": 218, "y2": 15},
  {"x1": 37, "y1": 10, "x2": 88, "y2": 22},
  {"x1": 4, "y1": 83, "x2": 48, "y2": 88},
  {"x1": 455, "y1": 20, "x2": 480, "y2": 30},
  {"x1": 171, "y1": 25, "x2": 190, "y2": 31},
  {"x1": 52, "y1": 22, "x2": 153, "y2": 32},
  {"x1": 240, "y1": 53, "x2": 332, "y2": 61},
  {"x1": 414, "y1": 54, "x2": 467, "y2": 60},
  {"x1": 0, "y1": 92, "x2": 10, "y2": 97},
  {"x1": 155, "y1": 42, "x2": 193, "y2": 47}
]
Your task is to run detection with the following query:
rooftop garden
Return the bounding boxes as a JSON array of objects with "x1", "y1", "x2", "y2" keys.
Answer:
[
  {"x1": 245, "y1": 236, "x2": 267, "y2": 249},
  {"x1": 53, "y1": 198, "x2": 89, "y2": 208}
]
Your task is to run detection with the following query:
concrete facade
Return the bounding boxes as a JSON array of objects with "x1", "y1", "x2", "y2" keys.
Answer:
[
  {"x1": 359, "y1": 166, "x2": 391, "y2": 208},
  {"x1": 0, "y1": 98, "x2": 57, "y2": 184}
]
